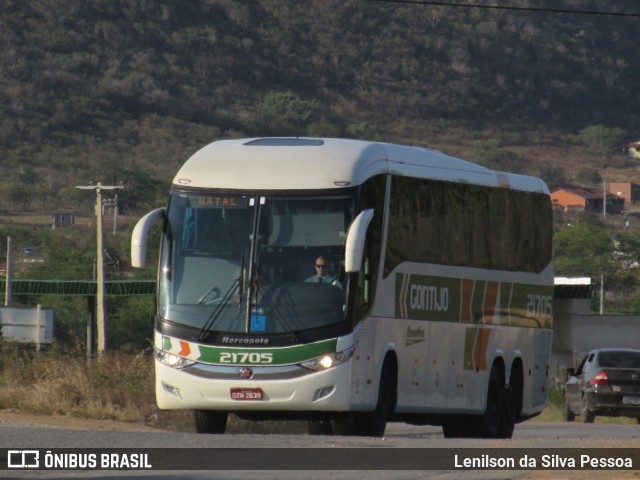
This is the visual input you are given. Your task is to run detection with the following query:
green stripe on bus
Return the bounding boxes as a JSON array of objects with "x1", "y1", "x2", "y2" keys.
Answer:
[
  {"x1": 471, "y1": 280, "x2": 486, "y2": 324},
  {"x1": 463, "y1": 328, "x2": 476, "y2": 370},
  {"x1": 196, "y1": 338, "x2": 338, "y2": 366}
]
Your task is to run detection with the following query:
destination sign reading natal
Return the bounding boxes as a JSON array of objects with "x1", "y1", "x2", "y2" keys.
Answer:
[
  {"x1": 188, "y1": 195, "x2": 249, "y2": 208},
  {"x1": 395, "y1": 273, "x2": 553, "y2": 328}
]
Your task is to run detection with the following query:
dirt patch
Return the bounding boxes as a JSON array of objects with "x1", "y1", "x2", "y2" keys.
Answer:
[{"x1": 0, "y1": 408, "x2": 161, "y2": 432}]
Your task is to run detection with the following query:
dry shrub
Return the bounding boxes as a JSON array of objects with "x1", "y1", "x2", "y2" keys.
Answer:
[
  {"x1": 0, "y1": 342, "x2": 308, "y2": 432},
  {"x1": 0, "y1": 343, "x2": 157, "y2": 423}
]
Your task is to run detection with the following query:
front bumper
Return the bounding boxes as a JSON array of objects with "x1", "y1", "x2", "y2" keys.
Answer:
[{"x1": 155, "y1": 358, "x2": 354, "y2": 411}]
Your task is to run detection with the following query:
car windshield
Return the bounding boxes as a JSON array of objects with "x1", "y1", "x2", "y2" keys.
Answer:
[
  {"x1": 599, "y1": 351, "x2": 640, "y2": 368},
  {"x1": 159, "y1": 192, "x2": 354, "y2": 335}
]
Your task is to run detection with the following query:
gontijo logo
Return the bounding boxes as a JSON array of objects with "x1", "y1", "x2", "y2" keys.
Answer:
[
  {"x1": 396, "y1": 273, "x2": 460, "y2": 322},
  {"x1": 396, "y1": 273, "x2": 553, "y2": 327}
]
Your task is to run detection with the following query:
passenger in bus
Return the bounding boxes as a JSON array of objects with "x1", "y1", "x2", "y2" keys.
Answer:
[{"x1": 305, "y1": 255, "x2": 342, "y2": 288}]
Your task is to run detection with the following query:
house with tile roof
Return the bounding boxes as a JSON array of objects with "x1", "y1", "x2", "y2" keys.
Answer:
[{"x1": 551, "y1": 187, "x2": 624, "y2": 214}]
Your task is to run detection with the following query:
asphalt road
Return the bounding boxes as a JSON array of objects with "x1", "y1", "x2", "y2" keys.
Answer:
[{"x1": 1, "y1": 419, "x2": 639, "y2": 480}]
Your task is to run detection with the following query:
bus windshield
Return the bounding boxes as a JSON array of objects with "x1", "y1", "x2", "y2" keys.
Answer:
[{"x1": 159, "y1": 192, "x2": 354, "y2": 336}]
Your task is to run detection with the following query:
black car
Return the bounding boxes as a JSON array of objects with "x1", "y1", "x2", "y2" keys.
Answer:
[{"x1": 563, "y1": 348, "x2": 640, "y2": 423}]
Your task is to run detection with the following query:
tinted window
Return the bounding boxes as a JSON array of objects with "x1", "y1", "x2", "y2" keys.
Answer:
[
  {"x1": 599, "y1": 351, "x2": 640, "y2": 368},
  {"x1": 385, "y1": 177, "x2": 553, "y2": 275}
]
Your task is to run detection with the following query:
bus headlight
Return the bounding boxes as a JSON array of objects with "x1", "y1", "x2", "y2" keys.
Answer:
[
  {"x1": 154, "y1": 347, "x2": 196, "y2": 369},
  {"x1": 299, "y1": 343, "x2": 357, "y2": 371}
]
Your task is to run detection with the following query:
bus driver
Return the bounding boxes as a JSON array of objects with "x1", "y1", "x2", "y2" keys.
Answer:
[{"x1": 305, "y1": 255, "x2": 342, "y2": 288}]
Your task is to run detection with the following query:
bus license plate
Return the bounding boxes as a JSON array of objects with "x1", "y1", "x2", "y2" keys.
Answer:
[
  {"x1": 230, "y1": 388, "x2": 264, "y2": 401},
  {"x1": 622, "y1": 396, "x2": 640, "y2": 405}
]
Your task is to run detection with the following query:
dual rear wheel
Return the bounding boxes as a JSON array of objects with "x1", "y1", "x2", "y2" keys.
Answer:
[{"x1": 442, "y1": 363, "x2": 516, "y2": 439}]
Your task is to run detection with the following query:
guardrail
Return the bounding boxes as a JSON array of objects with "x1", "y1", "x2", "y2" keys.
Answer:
[{"x1": 0, "y1": 279, "x2": 156, "y2": 296}]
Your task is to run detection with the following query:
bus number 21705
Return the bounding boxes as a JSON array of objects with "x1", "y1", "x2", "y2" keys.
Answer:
[
  {"x1": 526, "y1": 294, "x2": 553, "y2": 319},
  {"x1": 219, "y1": 352, "x2": 274, "y2": 364}
]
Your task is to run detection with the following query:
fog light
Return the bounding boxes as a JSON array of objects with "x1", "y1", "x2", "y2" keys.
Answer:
[
  {"x1": 312, "y1": 386, "x2": 335, "y2": 401},
  {"x1": 161, "y1": 381, "x2": 183, "y2": 399}
]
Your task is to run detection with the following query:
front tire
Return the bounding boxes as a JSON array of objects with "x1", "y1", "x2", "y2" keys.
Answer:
[
  {"x1": 194, "y1": 410, "x2": 228, "y2": 434},
  {"x1": 354, "y1": 359, "x2": 396, "y2": 437}
]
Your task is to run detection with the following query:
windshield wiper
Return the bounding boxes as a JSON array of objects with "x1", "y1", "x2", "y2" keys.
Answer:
[
  {"x1": 195, "y1": 251, "x2": 245, "y2": 341},
  {"x1": 195, "y1": 276, "x2": 242, "y2": 342},
  {"x1": 195, "y1": 277, "x2": 241, "y2": 342},
  {"x1": 195, "y1": 278, "x2": 242, "y2": 342}
]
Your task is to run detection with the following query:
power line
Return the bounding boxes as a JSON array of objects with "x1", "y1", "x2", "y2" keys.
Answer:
[{"x1": 374, "y1": 0, "x2": 640, "y2": 18}]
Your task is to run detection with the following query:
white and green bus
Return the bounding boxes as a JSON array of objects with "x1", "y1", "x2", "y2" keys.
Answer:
[{"x1": 131, "y1": 137, "x2": 553, "y2": 438}]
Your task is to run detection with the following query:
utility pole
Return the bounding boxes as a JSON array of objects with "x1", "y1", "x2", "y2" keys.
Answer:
[
  {"x1": 103, "y1": 194, "x2": 119, "y2": 234},
  {"x1": 603, "y1": 180, "x2": 607, "y2": 219},
  {"x1": 600, "y1": 273, "x2": 604, "y2": 315},
  {"x1": 76, "y1": 182, "x2": 124, "y2": 355},
  {"x1": 5, "y1": 236, "x2": 11, "y2": 306}
]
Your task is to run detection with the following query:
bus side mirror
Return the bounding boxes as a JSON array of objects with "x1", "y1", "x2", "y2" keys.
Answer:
[
  {"x1": 344, "y1": 209, "x2": 374, "y2": 273},
  {"x1": 131, "y1": 208, "x2": 165, "y2": 268}
]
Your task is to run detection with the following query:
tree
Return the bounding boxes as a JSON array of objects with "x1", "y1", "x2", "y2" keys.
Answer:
[
  {"x1": 537, "y1": 163, "x2": 567, "y2": 190},
  {"x1": 470, "y1": 139, "x2": 526, "y2": 174},
  {"x1": 553, "y1": 214, "x2": 640, "y2": 313},
  {"x1": 553, "y1": 215, "x2": 613, "y2": 278},
  {"x1": 575, "y1": 169, "x2": 603, "y2": 188},
  {"x1": 346, "y1": 121, "x2": 378, "y2": 140},
  {"x1": 258, "y1": 91, "x2": 320, "y2": 135},
  {"x1": 573, "y1": 125, "x2": 628, "y2": 168}
]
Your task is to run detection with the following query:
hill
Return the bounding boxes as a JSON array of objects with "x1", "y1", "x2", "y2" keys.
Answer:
[
  {"x1": 2, "y1": 0, "x2": 640, "y2": 215},
  {"x1": 3, "y1": 1, "x2": 640, "y2": 346}
]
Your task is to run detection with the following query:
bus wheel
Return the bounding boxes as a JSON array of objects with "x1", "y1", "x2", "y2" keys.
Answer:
[
  {"x1": 194, "y1": 410, "x2": 228, "y2": 434},
  {"x1": 354, "y1": 359, "x2": 397, "y2": 437},
  {"x1": 507, "y1": 365, "x2": 523, "y2": 423},
  {"x1": 499, "y1": 366, "x2": 521, "y2": 439},
  {"x1": 477, "y1": 364, "x2": 504, "y2": 438},
  {"x1": 498, "y1": 386, "x2": 515, "y2": 439}
]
